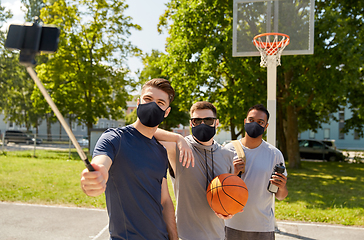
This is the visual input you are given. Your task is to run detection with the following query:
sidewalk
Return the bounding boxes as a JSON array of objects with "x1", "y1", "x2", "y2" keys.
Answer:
[
  {"x1": 0, "y1": 202, "x2": 109, "y2": 240},
  {"x1": 275, "y1": 221, "x2": 364, "y2": 240},
  {"x1": 1, "y1": 201, "x2": 364, "y2": 240}
]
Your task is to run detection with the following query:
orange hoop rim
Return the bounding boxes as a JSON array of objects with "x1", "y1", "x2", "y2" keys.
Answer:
[{"x1": 253, "y1": 32, "x2": 290, "y2": 49}]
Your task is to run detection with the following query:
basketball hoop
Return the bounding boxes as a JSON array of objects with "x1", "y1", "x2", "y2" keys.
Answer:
[{"x1": 253, "y1": 33, "x2": 290, "y2": 67}]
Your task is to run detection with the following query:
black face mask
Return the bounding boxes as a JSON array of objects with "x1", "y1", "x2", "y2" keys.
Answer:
[
  {"x1": 137, "y1": 102, "x2": 166, "y2": 127},
  {"x1": 245, "y1": 122, "x2": 265, "y2": 138},
  {"x1": 192, "y1": 124, "x2": 216, "y2": 142}
]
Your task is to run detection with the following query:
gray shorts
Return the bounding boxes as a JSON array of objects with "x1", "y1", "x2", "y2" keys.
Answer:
[{"x1": 225, "y1": 227, "x2": 275, "y2": 240}]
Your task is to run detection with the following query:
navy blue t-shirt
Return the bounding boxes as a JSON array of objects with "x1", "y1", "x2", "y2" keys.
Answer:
[{"x1": 93, "y1": 125, "x2": 169, "y2": 240}]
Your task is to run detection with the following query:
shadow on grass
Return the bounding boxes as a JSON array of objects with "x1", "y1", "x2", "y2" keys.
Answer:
[{"x1": 285, "y1": 161, "x2": 364, "y2": 210}]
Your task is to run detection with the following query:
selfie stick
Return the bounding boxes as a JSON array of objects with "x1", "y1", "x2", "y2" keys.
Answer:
[
  {"x1": 26, "y1": 67, "x2": 95, "y2": 172},
  {"x1": 4, "y1": 19, "x2": 94, "y2": 171}
]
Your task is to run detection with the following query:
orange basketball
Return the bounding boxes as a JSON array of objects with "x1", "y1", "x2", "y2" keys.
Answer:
[{"x1": 206, "y1": 173, "x2": 249, "y2": 216}]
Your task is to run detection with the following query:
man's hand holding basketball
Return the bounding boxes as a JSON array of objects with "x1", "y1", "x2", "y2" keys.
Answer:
[
  {"x1": 81, "y1": 163, "x2": 108, "y2": 197},
  {"x1": 215, "y1": 208, "x2": 244, "y2": 220},
  {"x1": 215, "y1": 212, "x2": 233, "y2": 220}
]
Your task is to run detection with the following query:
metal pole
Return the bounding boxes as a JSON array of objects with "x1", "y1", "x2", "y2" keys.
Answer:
[
  {"x1": 266, "y1": 54, "x2": 279, "y2": 231},
  {"x1": 1, "y1": 133, "x2": 4, "y2": 151},
  {"x1": 266, "y1": 55, "x2": 277, "y2": 147},
  {"x1": 33, "y1": 133, "x2": 37, "y2": 157},
  {"x1": 69, "y1": 138, "x2": 71, "y2": 160}
]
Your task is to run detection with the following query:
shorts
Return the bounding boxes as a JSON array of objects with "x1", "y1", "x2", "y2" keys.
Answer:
[{"x1": 225, "y1": 227, "x2": 275, "y2": 240}]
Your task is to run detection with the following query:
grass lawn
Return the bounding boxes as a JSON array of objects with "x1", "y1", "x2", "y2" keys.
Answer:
[
  {"x1": 0, "y1": 150, "x2": 105, "y2": 208},
  {"x1": 1, "y1": 150, "x2": 363, "y2": 226},
  {"x1": 276, "y1": 161, "x2": 364, "y2": 226}
]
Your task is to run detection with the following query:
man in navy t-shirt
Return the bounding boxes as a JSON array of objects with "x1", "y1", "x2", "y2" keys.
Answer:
[{"x1": 81, "y1": 78, "x2": 180, "y2": 240}]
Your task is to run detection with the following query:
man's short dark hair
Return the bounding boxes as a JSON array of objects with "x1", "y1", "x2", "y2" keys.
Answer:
[
  {"x1": 247, "y1": 104, "x2": 270, "y2": 122},
  {"x1": 141, "y1": 78, "x2": 175, "y2": 104},
  {"x1": 190, "y1": 101, "x2": 217, "y2": 117}
]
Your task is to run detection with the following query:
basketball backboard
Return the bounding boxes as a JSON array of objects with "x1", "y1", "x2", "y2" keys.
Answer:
[{"x1": 233, "y1": 0, "x2": 315, "y2": 57}]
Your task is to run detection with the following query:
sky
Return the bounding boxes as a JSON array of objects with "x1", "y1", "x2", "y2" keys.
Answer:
[{"x1": 1, "y1": 0, "x2": 169, "y2": 75}]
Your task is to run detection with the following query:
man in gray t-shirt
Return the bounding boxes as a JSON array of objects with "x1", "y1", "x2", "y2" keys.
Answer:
[
  {"x1": 156, "y1": 101, "x2": 242, "y2": 240},
  {"x1": 225, "y1": 104, "x2": 288, "y2": 240}
]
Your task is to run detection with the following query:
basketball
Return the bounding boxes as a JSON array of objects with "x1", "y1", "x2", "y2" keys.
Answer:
[{"x1": 206, "y1": 173, "x2": 249, "y2": 216}]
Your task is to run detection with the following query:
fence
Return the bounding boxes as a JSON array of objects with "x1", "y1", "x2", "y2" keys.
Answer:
[{"x1": 0, "y1": 133, "x2": 89, "y2": 158}]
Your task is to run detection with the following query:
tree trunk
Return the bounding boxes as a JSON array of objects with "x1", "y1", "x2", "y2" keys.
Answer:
[
  {"x1": 46, "y1": 114, "x2": 52, "y2": 142},
  {"x1": 87, "y1": 121, "x2": 93, "y2": 154},
  {"x1": 230, "y1": 118, "x2": 238, "y2": 140},
  {"x1": 59, "y1": 122, "x2": 62, "y2": 141},
  {"x1": 285, "y1": 105, "x2": 301, "y2": 168}
]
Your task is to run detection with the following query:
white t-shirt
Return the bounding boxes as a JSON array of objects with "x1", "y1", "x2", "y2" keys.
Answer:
[{"x1": 224, "y1": 140, "x2": 287, "y2": 232}]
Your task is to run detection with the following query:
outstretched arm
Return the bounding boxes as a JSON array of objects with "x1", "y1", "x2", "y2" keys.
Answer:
[{"x1": 155, "y1": 128, "x2": 194, "y2": 168}]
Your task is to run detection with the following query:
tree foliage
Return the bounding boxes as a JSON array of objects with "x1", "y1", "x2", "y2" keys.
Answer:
[
  {"x1": 34, "y1": 0, "x2": 141, "y2": 143},
  {"x1": 0, "y1": 4, "x2": 14, "y2": 112},
  {"x1": 275, "y1": 1, "x2": 364, "y2": 168},
  {"x1": 124, "y1": 107, "x2": 137, "y2": 126},
  {"x1": 331, "y1": 1, "x2": 364, "y2": 137},
  {"x1": 156, "y1": 0, "x2": 364, "y2": 168},
  {"x1": 0, "y1": 2, "x2": 39, "y2": 131},
  {"x1": 158, "y1": 0, "x2": 266, "y2": 139},
  {"x1": 21, "y1": 0, "x2": 46, "y2": 22},
  {"x1": 138, "y1": 50, "x2": 190, "y2": 130}
]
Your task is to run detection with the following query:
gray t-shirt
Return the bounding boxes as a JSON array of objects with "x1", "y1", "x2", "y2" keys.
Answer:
[
  {"x1": 225, "y1": 140, "x2": 287, "y2": 232},
  {"x1": 172, "y1": 135, "x2": 234, "y2": 240}
]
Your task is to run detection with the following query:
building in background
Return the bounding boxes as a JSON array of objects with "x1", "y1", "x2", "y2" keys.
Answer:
[
  {"x1": 299, "y1": 107, "x2": 364, "y2": 150},
  {"x1": 0, "y1": 112, "x2": 124, "y2": 143},
  {"x1": 1, "y1": 105, "x2": 362, "y2": 150}
]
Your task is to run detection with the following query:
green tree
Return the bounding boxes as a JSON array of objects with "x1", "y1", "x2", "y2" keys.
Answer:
[
  {"x1": 333, "y1": 1, "x2": 364, "y2": 138},
  {"x1": 34, "y1": 0, "x2": 141, "y2": 147},
  {"x1": 125, "y1": 108, "x2": 137, "y2": 126},
  {"x1": 344, "y1": 73, "x2": 364, "y2": 138},
  {"x1": 276, "y1": 1, "x2": 364, "y2": 168},
  {"x1": 0, "y1": 3, "x2": 14, "y2": 112},
  {"x1": 19, "y1": 0, "x2": 57, "y2": 135},
  {"x1": 0, "y1": 1, "x2": 55, "y2": 135},
  {"x1": 138, "y1": 50, "x2": 190, "y2": 130},
  {"x1": 0, "y1": 3, "x2": 39, "y2": 132},
  {"x1": 158, "y1": 0, "x2": 266, "y2": 139},
  {"x1": 157, "y1": 0, "x2": 364, "y2": 169},
  {"x1": 21, "y1": 0, "x2": 46, "y2": 22},
  {"x1": 0, "y1": 49, "x2": 35, "y2": 130}
]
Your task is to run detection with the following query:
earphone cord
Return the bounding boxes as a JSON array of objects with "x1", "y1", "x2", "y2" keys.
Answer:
[{"x1": 205, "y1": 148, "x2": 215, "y2": 189}]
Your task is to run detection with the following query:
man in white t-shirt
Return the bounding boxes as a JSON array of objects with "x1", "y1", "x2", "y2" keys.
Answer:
[{"x1": 224, "y1": 104, "x2": 288, "y2": 240}]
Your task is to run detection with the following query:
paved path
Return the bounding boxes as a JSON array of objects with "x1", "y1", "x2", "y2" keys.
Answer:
[
  {"x1": 0, "y1": 202, "x2": 109, "y2": 240},
  {"x1": 1, "y1": 202, "x2": 364, "y2": 240},
  {"x1": 275, "y1": 221, "x2": 364, "y2": 240}
]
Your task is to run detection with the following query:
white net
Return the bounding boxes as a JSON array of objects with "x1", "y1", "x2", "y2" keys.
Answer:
[{"x1": 253, "y1": 33, "x2": 290, "y2": 67}]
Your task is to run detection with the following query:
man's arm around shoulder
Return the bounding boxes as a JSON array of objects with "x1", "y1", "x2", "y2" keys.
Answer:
[{"x1": 155, "y1": 128, "x2": 194, "y2": 168}]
